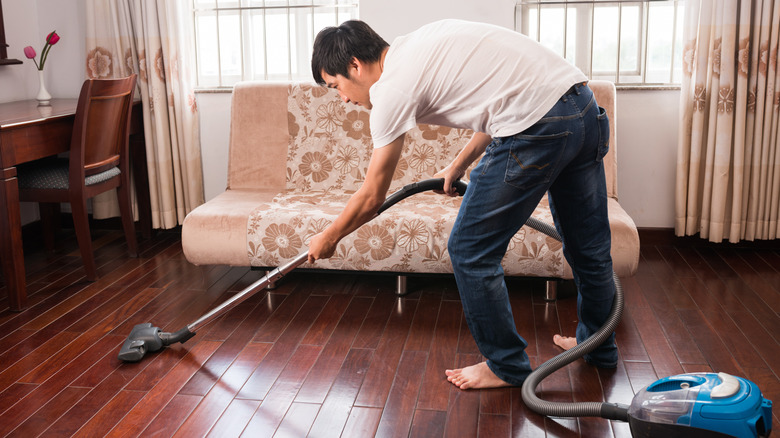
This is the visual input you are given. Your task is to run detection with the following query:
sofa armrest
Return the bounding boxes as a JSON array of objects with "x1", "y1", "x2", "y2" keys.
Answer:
[{"x1": 227, "y1": 82, "x2": 290, "y2": 192}]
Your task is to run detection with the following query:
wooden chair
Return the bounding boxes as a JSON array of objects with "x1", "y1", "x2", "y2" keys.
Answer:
[{"x1": 17, "y1": 75, "x2": 139, "y2": 281}]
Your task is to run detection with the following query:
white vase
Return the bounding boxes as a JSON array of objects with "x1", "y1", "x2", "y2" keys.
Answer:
[{"x1": 36, "y1": 70, "x2": 52, "y2": 106}]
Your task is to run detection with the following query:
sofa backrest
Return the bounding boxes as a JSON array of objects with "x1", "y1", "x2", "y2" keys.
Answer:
[{"x1": 228, "y1": 80, "x2": 618, "y2": 198}]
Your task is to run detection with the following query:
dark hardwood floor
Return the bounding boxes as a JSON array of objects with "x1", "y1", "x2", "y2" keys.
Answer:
[{"x1": 0, "y1": 224, "x2": 777, "y2": 437}]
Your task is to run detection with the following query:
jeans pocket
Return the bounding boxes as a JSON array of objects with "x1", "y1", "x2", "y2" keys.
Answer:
[
  {"x1": 504, "y1": 132, "x2": 569, "y2": 190},
  {"x1": 595, "y1": 106, "x2": 610, "y2": 162}
]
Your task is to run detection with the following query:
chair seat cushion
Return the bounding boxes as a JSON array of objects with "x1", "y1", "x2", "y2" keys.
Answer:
[{"x1": 17, "y1": 158, "x2": 121, "y2": 190}]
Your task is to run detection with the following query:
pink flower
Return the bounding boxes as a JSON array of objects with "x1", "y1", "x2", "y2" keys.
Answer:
[
  {"x1": 26, "y1": 30, "x2": 61, "y2": 71},
  {"x1": 46, "y1": 31, "x2": 60, "y2": 45}
]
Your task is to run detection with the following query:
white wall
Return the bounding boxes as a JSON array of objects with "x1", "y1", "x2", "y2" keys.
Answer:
[
  {"x1": 1, "y1": 0, "x2": 87, "y2": 224},
  {"x1": 2, "y1": 0, "x2": 678, "y2": 229},
  {"x1": 1, "y1": 0, "x2": 86, "y2": 102}
]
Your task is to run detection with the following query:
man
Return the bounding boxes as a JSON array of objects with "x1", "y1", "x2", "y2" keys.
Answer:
[{"x1": 308, "y1": 19, "x2": 617, "y2": 390}]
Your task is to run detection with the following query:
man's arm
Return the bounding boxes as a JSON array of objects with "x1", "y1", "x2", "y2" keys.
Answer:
[
  {"x1": 436, "y1": 132, "x2": 493, "y2": 195},
  {"x1": 307, "y1": 134, "x2": 405, "y2": 263}
]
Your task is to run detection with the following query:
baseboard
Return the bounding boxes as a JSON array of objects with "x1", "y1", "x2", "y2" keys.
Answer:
[{"x1": 638, "y1": 227, "x2": 780, "y2": 249}]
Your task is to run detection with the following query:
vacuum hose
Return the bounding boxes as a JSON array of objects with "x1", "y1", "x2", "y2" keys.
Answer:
[
  {"x1": 518, "y1": 218, "x2": 630, "y2": 421},
  {"x1": 446, "y1": 178, "x2": 628, "y2": 419}
]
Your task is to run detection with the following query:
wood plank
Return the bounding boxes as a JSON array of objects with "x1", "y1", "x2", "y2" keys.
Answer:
[
  {"x1": 676, "y1": 308, "x2": 742, "y2": 375},
  {"x1": 178, "y1": 292, "x2": 277, "y2": 397},
  {"x1": 634, "y1": 251, "x2": 706, "y2": 365},
  {"x1": 354, "y1": 296, "x2": 419, "y2": 407},
  {"x1": 443, "y1": 354, "x2": 481, "y2": 438},
  {"x1": 626, "y1": 305, "x2": 684, "y2": 379},
  {"x1": 19, "y1": 287, "x2": 162, "y2": 384},
  {"x1": 478, "y1": 413, "x2": 511, "y2": 438},
  {"x1": 300, "y1": 294, "x2": 352, "y2": 346},
  {"x1": 236, "y1": 295, "x2": 328, "y2": 400},
  {"x1": 374, "y1": 350, "x2": 428, "y2": 437},
  {"x1": 173, "y1": 342, "x2": 272, "y2": 437},
  {"x1": 509, "y1": 387, "x2": 546, "y2": 438},
  {"x1": 0, "y1": 334, "x2": 124, "y2": 435},
  {"x1": 351, "y1": 291, "x2": 397, "y2": 349},
  {"x1": 45, "y1": 364, "x2": 157, "y2": 436},
  {"x1": 0, "y1": 383, "x2": 37, "y2": 414},
  {"x1": 409, "y1": 409, "x2": 446, "y2": 438},
  {"x1": 416, "y1": 300, "x2": 462, "y2": 411},
  {"x1": 142, "y1": 394, "x2": 202, "y2": 437},
  {"x1": 274, "y1": 402, "x2": 320, "y2": 438},
  {"x1": 531, "y1": 296, "x2": 579, "y2": 437},
  {"x1": 341, "y1": 406, "x2": 382, "y2": 438},
  {"x1": 295, "y1": 296, "x2": 373, "y2": 404},
  {"x1": 569, "y1": 361, "x2": 614, "y2": 438},
  {"x1": 0, "y1": 329, "x2": 38, "y2": 353},
  {"x1": 71, "y1": 389, "x2": 146, "y2": 438},
  {"x1": 404, "y1": 290, "x2": 442, "y2": 351},
  {"x1": 307, "y1": 348, "x2": 373, "y2": 437},
  {"x1": 0, "y1": 328, "x2": 71, "y2": 376},
  {"x1": 102, "y1": 340, "x2": 222, "y2": 437},
  {"x1": 697, "y1": 247, "x2": 780, "y2": 342},
  {"x1": 3, "y1": 237, "x2": 180, "y2": 335},
  {"x1": 7, "y1": 385, "x2": 89, "y2": 437},
  {"x1": 240, "y1": 344, "x2": 322, "y2": 437},
  {"x1": 206, "y1": 398, "x2": 261, "y2": 437}
]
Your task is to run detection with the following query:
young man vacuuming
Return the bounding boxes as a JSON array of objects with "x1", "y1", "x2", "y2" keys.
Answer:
[{"x1": 308, "y1": 19, "x2": 617, "y2": 389}]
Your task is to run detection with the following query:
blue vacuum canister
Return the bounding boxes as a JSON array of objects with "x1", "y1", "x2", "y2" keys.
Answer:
[{"x1": 628, "y1": 372, "x2": 772, "y2": 438}]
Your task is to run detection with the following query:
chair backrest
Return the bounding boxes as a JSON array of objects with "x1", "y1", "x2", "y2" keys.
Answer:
[{"x1": 70, "y1": 75, "x2": 137, "y2": 179}]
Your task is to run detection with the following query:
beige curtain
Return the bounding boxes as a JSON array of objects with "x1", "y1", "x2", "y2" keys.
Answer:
[
  {"x1": 85, "y1": 0, "x2": 204, "y2": 229},
  {"x1": 676, "y1": 0, "x2": 780, "y2": 243}
]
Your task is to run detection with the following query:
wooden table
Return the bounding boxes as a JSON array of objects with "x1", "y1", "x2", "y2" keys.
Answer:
[{"x1": 0, "y1": 98, "x2": 151, "y2": 311}]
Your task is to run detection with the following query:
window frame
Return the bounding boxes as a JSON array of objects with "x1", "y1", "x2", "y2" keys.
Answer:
[
  {"x1": 515, "y1": 0, "x2": 684, "y2": 88},
  {"x1": 192, "y1": 0, "x2": 359, "y2": 88}
]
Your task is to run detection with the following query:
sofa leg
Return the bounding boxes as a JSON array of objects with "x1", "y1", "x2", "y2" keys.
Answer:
[
  {"x1": 396, "y1": 275, "x2": 408, "y2": 296},
  {"x1": 265, "y1": 271, "x2": 277, "y2": 290},
  {"x1": 545, "y1": 280, "x2": 558, "y2": 301}
]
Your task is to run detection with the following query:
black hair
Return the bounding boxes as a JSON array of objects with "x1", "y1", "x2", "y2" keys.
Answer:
[{"x1": 311, "y1": 20, "x2": 389, "y2": 85}]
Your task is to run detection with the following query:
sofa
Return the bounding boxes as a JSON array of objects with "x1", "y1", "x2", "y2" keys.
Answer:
[{"x1": 182, "y1": 80, "x2": 639, "y2": 299}]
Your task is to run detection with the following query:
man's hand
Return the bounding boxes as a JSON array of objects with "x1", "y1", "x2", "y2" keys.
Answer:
[
  {"x1": 306, "y1": 134, "x2": 406, "y2": 265},
  {"x1": 308, "y1": 231, "x2": 339, "y2": 264},
  {"x1": 434, "y1": 132, "x2": 493, "y2": 196},
  {"x1": 434, "y1": 163, "x2": 466, "y2": 197}
]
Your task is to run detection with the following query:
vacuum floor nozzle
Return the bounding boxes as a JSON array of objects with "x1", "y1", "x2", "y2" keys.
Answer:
[
  {"x1": 118, "y1": 323, "x2": 163, "y2": 362},
  {"x1": 118, "y1": 323, "x2": 195, "y2": 362}
]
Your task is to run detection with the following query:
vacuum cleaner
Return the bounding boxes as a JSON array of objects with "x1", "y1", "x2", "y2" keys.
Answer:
[
  {"x1": 518, "y1": 198, "x2": 774, "y2": 438},
  {"x1": 118, "y1": 178, "x2": 773, "y2": 438}
]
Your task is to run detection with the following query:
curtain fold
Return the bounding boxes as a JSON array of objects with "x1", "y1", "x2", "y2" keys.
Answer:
[
  {"x1": 676, "y1": 0, "x2": 780, "y2": 242},
  {"x1": 85, "y1": 0, "x2": 204, "y2": 229}
]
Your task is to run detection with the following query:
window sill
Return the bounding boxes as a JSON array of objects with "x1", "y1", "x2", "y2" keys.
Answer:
[
  {"x1": 615, "y1": 85, "x2": 681, "y2": 91},
  {"x1": 194, "y1": 87, "x2": 234, "y2": 94}
]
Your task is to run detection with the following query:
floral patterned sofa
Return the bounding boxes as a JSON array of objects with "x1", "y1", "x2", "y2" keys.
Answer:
[{"x1": 181, "y1": 80, "x2": 639, "y2": 298}]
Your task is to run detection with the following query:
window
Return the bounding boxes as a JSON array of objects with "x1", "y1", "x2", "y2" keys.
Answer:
[
  {"x1": 515, "y1": 0, "x2": 684, "y2": 86},
  {"x1": 193, "y1": 0, "x2": 358, "y2": 87}
]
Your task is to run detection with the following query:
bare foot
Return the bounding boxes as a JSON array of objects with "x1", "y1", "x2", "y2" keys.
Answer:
[
  {"x1": 445, "y1": 362, "x2": 513, "y2": 390},
  {"x1": 553, "y1": 334, "x2": 577, "y2": 350}
]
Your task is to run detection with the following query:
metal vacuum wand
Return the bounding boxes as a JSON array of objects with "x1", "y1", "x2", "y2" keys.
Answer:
[{"x1": 118, "y1": 178, "x2": 468, "y2": 362}]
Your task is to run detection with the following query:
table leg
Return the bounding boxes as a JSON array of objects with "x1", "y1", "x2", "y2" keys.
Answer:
[
  {"x1": 0, "y1": 167, "x2": 27, "y2": 311},
  {"x1": 131, "y1": 132, "x2": 152, "y2": 239}
]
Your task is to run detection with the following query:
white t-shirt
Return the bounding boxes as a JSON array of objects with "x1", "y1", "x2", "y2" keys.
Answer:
[{"x1": 369, "y1": 19, "x2": 588, "y2": 148}]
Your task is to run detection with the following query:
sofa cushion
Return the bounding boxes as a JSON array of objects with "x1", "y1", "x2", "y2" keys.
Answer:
[
  {"x1": 285, "y1": 83, "x2": 477, "y2": 195},
  {"x1": 245, "y1": 190, "x2": 568, "y2": 277}
]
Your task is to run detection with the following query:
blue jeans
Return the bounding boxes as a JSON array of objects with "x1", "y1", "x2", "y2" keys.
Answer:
[{"x1": 448, "y1": 83, "x2": 616, "y2": 386}]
